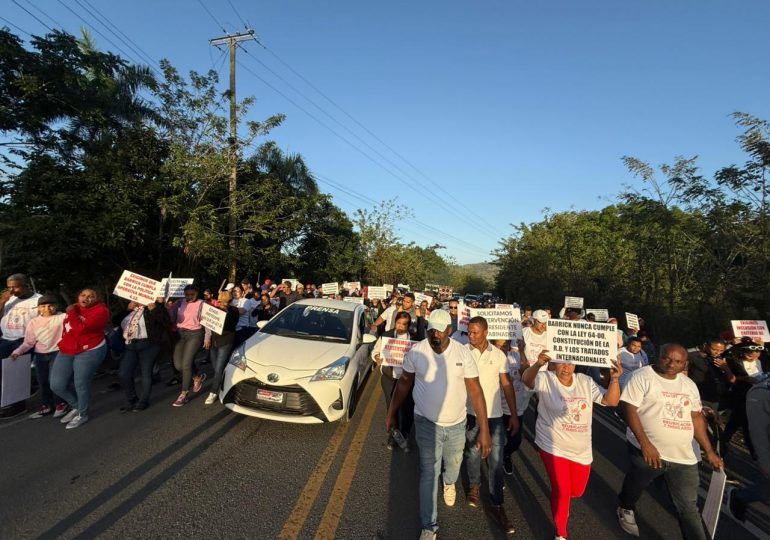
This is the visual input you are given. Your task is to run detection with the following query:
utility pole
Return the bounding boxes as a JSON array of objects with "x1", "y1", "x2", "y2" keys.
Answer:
[{"x1": 209, "y1": 30, "x2": 255, "y2": 282}]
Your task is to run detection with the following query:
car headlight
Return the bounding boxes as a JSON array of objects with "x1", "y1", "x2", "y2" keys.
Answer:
[
  {"x1": 229, "y1": 344, "x2": 247, "y2": 371},
  {"x1": 310, "y1": 356, "x2": 350, "y2": 382}
]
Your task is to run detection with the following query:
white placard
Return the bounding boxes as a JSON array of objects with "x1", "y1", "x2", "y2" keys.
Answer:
[
  {"x1": 545, "y1": 319, "x2": 618, "y2": 368},
  {"x1": 469, "y1": 307, "x2": 522, "y2": 340},
  {"x1": 495, "y1": 303, "x2": 513, "y2": 309},
  {"x1": 458, "y1": 304, "x2": 471, "y2": 333},
  {"x1": 282, "y1": 278, "x2": 300, "y2": 291},
  {"x1": 344, "y1": 281, "x2": 361, "y2": 292},
  {"x1": 384, "y1": 284, "x2": 394, "y2": 293},
  {"x1": 1, "y1": 355, "x2": 31, "y2": 407},
  {"x1": 625, "y1": 312, "x2": 640, "y2": 330},
  {"x1": 113, "y1": 270, "x2": 163, "y2": 305},
  {"x1": 380, "y1": 338, "x2": 417, "y2": 367},
  {"x1": 425, "y1": 283, "x2": 440, "y2": 291},
  {"x1": 564, "y1": 296, "x2": 584, "y2": 309},
  {"x1": 397, "y1": 283, "x2": 410, "y2": 291},
  {"x1": 160, "y1": 278, "x2": 194, "y2": 298},
  {"x1": 200, "y1": 303, "x2": 226, "y2": 334},
  {"x1": 731, "y1": 320, "x2": 770, "y2": 342},
  {"x1": 343, "y1": 297, "x2": 364, "y2": 304},
  {"x1": 438, "y1": 286, "x2": 453, "y2": 299},
  {"x1": 702, "y1": 469, "x2": 726, "y2": 539},
  {"x1": 322, "y1": 282, "x2": 339, "y2": 296},
  {"x1": 414, "y1": 292, "x2": 433, "y2": 307},
  {"x1": 586, "y1": 308, "x2": 609, "y2": 322},
  {"x1": 367, "y1": 286, "x2": 387, "y2": 300}
]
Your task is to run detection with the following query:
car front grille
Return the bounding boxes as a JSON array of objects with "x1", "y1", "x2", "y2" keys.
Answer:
[{"x1": 226, "y1": 379, "x2": 325, "y2": 420}]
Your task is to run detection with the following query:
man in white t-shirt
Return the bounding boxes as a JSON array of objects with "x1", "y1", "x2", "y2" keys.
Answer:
[
  {"x1": 386, "y1": 309, "x2": 490, "y2": 540},
  {"x1": 616, "y1": 344, "x2": 723, "y2": 540},
  {"x1": 463, "y1": 317, "x2": 518, "y2": 534},
  {"x1": 0, "y1": 273, "x2": 41, "y2": 418}
]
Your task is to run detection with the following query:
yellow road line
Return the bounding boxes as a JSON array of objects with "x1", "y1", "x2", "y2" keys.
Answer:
[
  {"x1": 313, "y1": 372, "x2": 382, "y2": 540},
  {"x1": 277, "y1": 373, "x2": 379, "y2": 540}
]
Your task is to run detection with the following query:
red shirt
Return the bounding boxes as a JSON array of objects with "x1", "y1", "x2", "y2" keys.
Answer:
[{"x1": 58, "y1": 302, "x2": 110, "y2": 355}]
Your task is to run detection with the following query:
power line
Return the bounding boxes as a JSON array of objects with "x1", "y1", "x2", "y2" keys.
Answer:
[
  {"x1": 11, "y1": 0, "x2": 52, "y2": 31},
  {"x1": 0, "y1": 15, "x2": 32, "y2": 36},
  {"x1": 255, "y1": 42, "x2": 508, "y2": 238},
  {"x1": 225, "y1": 0, "x2": 249, "y2": 29},
  {"x1": 22, "y1": 0, "x2": 62, "y2": 29},
  {"x1": 195, "y1": 0, "x2": 227, "y2": 33}
]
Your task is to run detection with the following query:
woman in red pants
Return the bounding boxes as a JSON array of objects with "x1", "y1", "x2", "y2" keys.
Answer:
[{"x1": 522, "y1": 349, "x2": 622, "y2": 540}]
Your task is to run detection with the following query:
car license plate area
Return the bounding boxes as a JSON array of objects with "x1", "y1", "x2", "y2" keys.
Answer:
[{"x1": 256, "y1": 389, "x2": 284, "y2": 404}]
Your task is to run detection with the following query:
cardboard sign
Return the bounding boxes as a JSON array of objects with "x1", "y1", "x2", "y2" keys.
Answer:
[
  {"x1": 380, "y1": 337, "x2": 417, "y2": 367},
  {"x1": 282, "y1": 278, "x2": 300, "y2": 291},
  {"x1": 469, "y1": 307, "x2": 522, "y2": 340},
  {"x1": 200, "y1": 303, "x2": 226, "y2": 334},
  {"x1": 545, "y1": 319, "x2": 617, "y2": 368},
  {"x1": 625, "y1": 312, "x2": 640, "y2": 330},
  {"x1": 731, "y1": 320, "x2": 770, "y2": 342},
  {"x1": 160, "y1": 278, "x2": 194, "y2": 298},
  {"x1": 344, "y1": 281, "x2": 361, "y2": 292},
  {"x1": 586, "y1": 309, "x2": 609, "y2": 322},
  {"x1": 343, "y1": 297, "x2": 364, "y2": 304},
  {"x1": 322, "y1": 282, "x2": 339, "y2": 296},
  {"x1": 113, "y1": 270, "x2": 163, "y2": 305},
  {"x1": 414, "y1": 292, "x2": 433, "y2": 307},
  {"x1": 564, "y1": 296, "x2": 584, "y2": 309},
  {"x1": 702, "y1": 469, "x2": 726, "y2": 539},
  {"x1": 367, "y1": 286, "x2": 387, "y2": 300},
  {"x1": 1, "y1": 354, "x2": 31, "y2": 407},
  {"x1": 458, "y1": 304, "x2": 471, "y2": 333}
]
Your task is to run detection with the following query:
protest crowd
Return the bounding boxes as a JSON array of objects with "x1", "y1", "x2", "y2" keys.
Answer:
[{"x1": 0, "y1": 271, "x2": 768, "y2": 540}]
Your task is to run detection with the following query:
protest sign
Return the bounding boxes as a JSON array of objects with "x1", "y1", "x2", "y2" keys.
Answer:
[
  {"x1": 343, "y1": 297, "x2": 364, "y2": 305},
  {"x1": 438, "y1": 286, "x2": 453, "y2": 300},
  {"x1": 322, "y1": 282, "x2": 339, "y2": 296},
  {"x1": 113, "y1": 270, "x2": 163, "y2": 305},
  {"x1": 702, "y1": 469, "x2": 726, "y2": 539},
  {"x1": 545, "y1": 319, "x2": 617, "y2": 368},
  {"x1": 625, "y1": 312, "x2": 640, "y2": 330},
  {"x1": 200, "y1": 303, "x2": 226, "y2": 334},
  {"x1": 564, "y1": 296, "x2": 584, "y2": 309},
  {"x1": 470, "y1": 307, "x2": 522, "y2": 340},
  {"x1": 160, "y1": 277, "x2": 194, "y2": 298},
  {"x1": 414, "y1": 292, "x2": 433, "y2": 307},
  {"x1": 495, "y1": 303, "x2": 513, "y2": 309},
  {"x1": 380, "y1": 338, "x2": 417, "y2": 367},
  {"x1": 282, "y1": 278, "x2": 300, "y2": 291},
  {"x1": 397, "y1": 283, "x2": 410, "y2": 291},
  {"x1": 367, "y1": 285, "x2": 387, "y2": 300},
  {"x1": 425, "y1": 283, "x2": 440, "y2": 291},
  {"x1": 384, "y1": 284, "x2": 394, "y2": 294},
  {"x1": 458, "y1": 304, "x2": 471, "y2": 333},
  {"x1": 586, "y1": 309, "x2": 609, "y2": 322},
  {"x1": 731, "y1": 320, "x2": 770, "y2": 342},
  {"x1": 344, "y1": 281, "x2": 361, "y2": 292},
  {"x1": 1, "y1": 354, "x2": 31, "y2": 407}
]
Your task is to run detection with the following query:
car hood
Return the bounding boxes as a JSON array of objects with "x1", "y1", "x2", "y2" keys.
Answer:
[{"x1": 242, "y1": 332, "x2": 351, "y2": 375}]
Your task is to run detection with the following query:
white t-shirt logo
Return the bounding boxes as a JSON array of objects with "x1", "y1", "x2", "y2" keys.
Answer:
[
  {"x1": 661, "y1": 391, "x2": 692, "y2": 428},
  {"x1": 558, "y1": 397, "x2": 589, "y2": 430}
]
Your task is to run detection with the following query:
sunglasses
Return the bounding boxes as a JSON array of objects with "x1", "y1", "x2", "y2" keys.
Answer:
[{"x1": 742, "y1": 345, "x2": 765, "y2": 351}]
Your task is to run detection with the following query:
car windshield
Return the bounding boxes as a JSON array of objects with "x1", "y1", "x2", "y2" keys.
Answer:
[{"x1": 260, "y1": 304, "x2": 354, "y2": 342}]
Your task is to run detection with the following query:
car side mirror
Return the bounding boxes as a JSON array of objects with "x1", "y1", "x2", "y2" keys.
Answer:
[
  {"x1": 362, "y1": 334, "x2": 376, "y2": 344},
  {"x1": 256, "y1": 320, "x2": 268, "y2": 330}
]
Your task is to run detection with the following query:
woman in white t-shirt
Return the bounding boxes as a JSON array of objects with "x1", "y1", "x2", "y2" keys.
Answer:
[{"x1": 522, "y1": 350, "x2": 622, "y2": 540}]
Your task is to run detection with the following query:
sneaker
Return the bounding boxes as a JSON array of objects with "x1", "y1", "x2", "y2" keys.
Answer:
[
  {"x1": 503, "y1": 454, "x2": 513, "y2": 475},
  {"x1": 726, "y1": 486, "x2": 746, "y2": 522},
  {"x1": 192, "y1": 373, "x2": 207, "y2": 393},
  {"x1": 204, "y1": 392, "x2": 217, "y2": 405},
  {"x1": 419, "y1": 529, "x2": 436, "y2": 540},
  {"x1": 386, "y1": 435, "x2": 395, "y2": 451},
  {"x1": 65, "y1": 414, "x2": 88, "y2": 429},
  {"x1": 617, "y1": 507, "x2": 639, "y2": 537},
  {"x1": 443, "y1": 482, "x2": 456, "y2": 506},
  {"x1": 172, "y1": 391, "x2": 189, "y2": 407},
  {"x1": 53, "y1": 403, "x2": 70, "y2": 418},
  {"x1": 467, "y1": 484, "x2": 481, "y2": 507},
  {"x1": 490, "y1": 505, "x2": 515, "y2": 534},
  {"x1": 29, "y1": 405, "x2": 53, "y2": 419},
  {"x1": 60, "y1": 408, "x2": 79, "y2": 424}
]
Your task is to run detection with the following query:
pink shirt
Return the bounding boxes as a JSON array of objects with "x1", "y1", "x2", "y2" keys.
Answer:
[
  {"x1": 12, "y1": 313, "x2": 66, "y2": 355},
  {"x1": 176, "y1": 300, "x2": 204, "y2": 331}
]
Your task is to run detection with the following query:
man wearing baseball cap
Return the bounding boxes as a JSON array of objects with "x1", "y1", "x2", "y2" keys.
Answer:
[{"x1": 386, "y1": 309, "x2": 491, "y2": 540}]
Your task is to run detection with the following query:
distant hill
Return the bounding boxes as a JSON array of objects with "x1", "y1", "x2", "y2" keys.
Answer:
[{"x1": 459, "y1": 262, "x2": 498, "y2": 283}]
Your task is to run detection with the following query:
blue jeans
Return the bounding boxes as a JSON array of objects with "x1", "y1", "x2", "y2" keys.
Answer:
[
  {"x1": 618, "y1": 443, "x2": 706, "y2": 540},
  {"x1": 414, "y1": 414, "x2": 466, "y2": 532},
  {"x1": 50, "y1": 346, "x2": 107, "y2": 418},
  {"x1": 119, "y1": 340, "x2": 160, "y2": 407},
  {"x1": 33, "y1": 351, "x2": 65, "y2": 409},
  {"x1": 209, "y1": 342, "x2": 233, "y2": 393},
  {"x1": 465, "y1": 415, "x2": 506, "y2": 505}
]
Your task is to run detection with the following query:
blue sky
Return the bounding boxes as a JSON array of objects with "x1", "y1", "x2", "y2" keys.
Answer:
[{"x1": 5, "y1": 1, "x2": 770, "y2": 263}]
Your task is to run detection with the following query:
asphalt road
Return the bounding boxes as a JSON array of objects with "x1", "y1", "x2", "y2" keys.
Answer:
[{"x1": 1, "y1": 363, "x2": 768, "y2": 540}]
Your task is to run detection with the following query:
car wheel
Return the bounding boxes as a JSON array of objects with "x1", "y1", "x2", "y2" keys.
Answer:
[{"x1": 343, "y1": 377, "x2": 359, "y2": 423}]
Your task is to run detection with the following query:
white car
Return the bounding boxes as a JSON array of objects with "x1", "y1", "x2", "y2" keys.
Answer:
[{"x1": 219, "y1": 299, "x2": 376, "y2": 424}]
